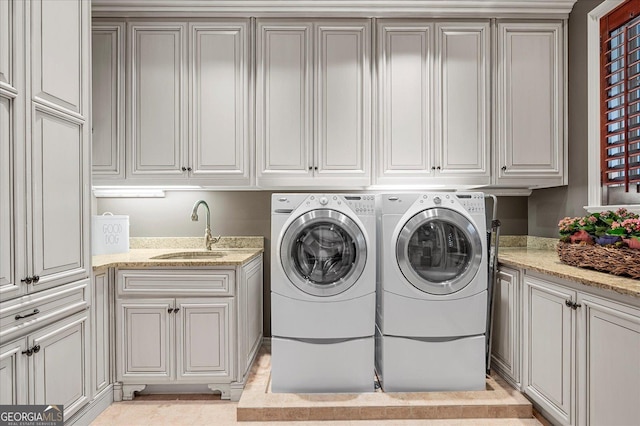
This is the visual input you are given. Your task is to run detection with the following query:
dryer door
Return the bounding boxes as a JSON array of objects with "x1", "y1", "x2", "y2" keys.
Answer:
[
  {"x1": 396, "y1": 208, "x2": 483, "y2": 295},
  {"x1": 281, "y1": 209, "x2": 367, "y2": 297}
]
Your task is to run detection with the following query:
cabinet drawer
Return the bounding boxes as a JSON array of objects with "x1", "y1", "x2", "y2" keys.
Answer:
[
  {"x1": 117, "y1": 269, "x2": 234, "y2": 297},
  {"x1": 0, "y1": 279, "x2": 89, "y2": 342}
]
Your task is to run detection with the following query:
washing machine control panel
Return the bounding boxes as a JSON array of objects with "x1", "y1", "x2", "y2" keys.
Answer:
[
  {"x1": 303, "y1": 194, "x2": 375, "y2": 215},
  {"x1": 456, "y1": 193, "x2": 485, "y2": 214}
]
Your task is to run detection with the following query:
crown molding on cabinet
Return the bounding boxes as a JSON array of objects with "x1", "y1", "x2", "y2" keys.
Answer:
[{"x1": 91, "y1": 0, "x2": 578, "y2": 19}]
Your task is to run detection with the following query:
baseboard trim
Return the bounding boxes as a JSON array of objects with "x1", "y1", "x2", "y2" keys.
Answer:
[{"x1": 65, "y1": 385, "x2": 113, "y2": 426}]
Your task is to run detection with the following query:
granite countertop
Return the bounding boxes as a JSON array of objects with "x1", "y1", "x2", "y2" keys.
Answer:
[
  {"x1": 498, "y1": 237, "x2": 639, "y2": 298},
  {"x1": 92, "y1": 237, "x2": 264, "y2": 273}
]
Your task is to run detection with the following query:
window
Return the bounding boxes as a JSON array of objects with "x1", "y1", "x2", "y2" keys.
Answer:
[
  {"x1": 600, "y1": 5, "x2": 640, "y2": 190},
  {"x1": 599, "y1": 0, "x2": 640, "y2": 204}
]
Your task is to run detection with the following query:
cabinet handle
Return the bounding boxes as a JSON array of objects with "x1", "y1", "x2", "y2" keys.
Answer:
[
  {"x1": 187, "y1": 167, "x2": 192, "y2": 171},
  {"x1": 436, "y1": 166, "x2": 441, "y2": 170},
  {"x1": 33, "y1": 275, "x2": 40, "y2": 284},
  {"x1": 565, "y1": 300, "x2": 573, "y2": 308},
  {"x1": 21, "y1": 345, "x2": 40, "y2": 357},
  {"x1": 431, "y1": 166, "x2": 436, "y2": 170},
  {"x1": 168, "y1": 308, "x2": 174, "y2": 313},
  {"x1": 314, "y1": 166, "x2": 318, "y2": 171},
  {"x1": 501, "y1": 166, "x2": 507, "y2": 172},
  {"x1": 308, "y1": 166, "x2": 313, "y2": 170},
  {"x1": 15, "y1": 309, "x2": 40, "y2": 320},
  {"x1": 21, "y1": 276, "x2": 33, "y2": 284},
  {"x1": 565, "y1": 300, "x2": 581, "y2": 310},
  {"x1": 181, "y1": 167, "x2": 187, "y2": 172},
  {"x1": 173, "y1": 307, "x2": 180, "y2": 313}
]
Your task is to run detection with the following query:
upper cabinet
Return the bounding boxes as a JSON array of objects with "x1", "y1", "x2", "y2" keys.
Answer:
[
  {"x1": 2, "y1": 0, "x2": 90, "y2": 300},
  {"x1": 256, "y1": 20, "x2": 371, "y2": 188},
  {"x1": 495, "y1": 21, "x2": 566, "y2": 188},
  {"x1": 376, "y1": 20, "x2": 490, "y2": 186},
  {"x1": 92, "y1": 19, "x2": 251, "y2": 187},
  {"x1": 91, "y1": 15, "x2": 569, "y2": 190}
]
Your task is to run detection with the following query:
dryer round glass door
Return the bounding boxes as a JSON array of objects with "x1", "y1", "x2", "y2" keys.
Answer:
[
  {"x1": 396, "y1": 208, "x2": 483, "y2": 295},
  {"x1": 280, "y1": 209, "x2": 367, "y2": 296}
]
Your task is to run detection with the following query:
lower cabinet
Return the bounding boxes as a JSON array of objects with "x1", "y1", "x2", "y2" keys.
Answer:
[
  {"x1": 490, "y1": 266, "x2": 521, "y2": 389},
  {"x1": 0, "y1": 310, "x2": 90, "y2": 419},
  {"x1": 114, "y1": 255, "x2": 263, "y2": 401},
  {"x1": 496, "y1": 266, "x2": 640, "y2": 426}
]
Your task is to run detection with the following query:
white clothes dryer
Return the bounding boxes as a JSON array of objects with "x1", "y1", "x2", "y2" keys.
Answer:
[
  {"x1": 271, "y1": 193, "x2": 376, "y2": 393},
  {"x1": 375, "y1": 192, "x2": 488, "y2": 392}
]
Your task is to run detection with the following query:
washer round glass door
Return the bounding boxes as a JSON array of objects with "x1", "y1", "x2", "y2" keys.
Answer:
[
  {"x1": 280, "y1": 209, "x2": 367, "y2": 297},
  {"x1": 396, "y1": 208, "x2": 482, "y2": 295}
]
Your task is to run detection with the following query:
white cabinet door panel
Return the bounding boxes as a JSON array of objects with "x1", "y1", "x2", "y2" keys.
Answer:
[
  {"x1": 377, "y1": 23, "x2": 432, "y2": 180},
  {"x1": 176, "y1": 299, "x2": 232, "y2": 380},
  {"x1": 581, "y1": 296, "x2": 640, "y2": 426},
  {"x1": 30, "y1": 311, "x2": 89, "y2": 419},
  {"x1": 436, "y1": 22, "x2": 489, "y2": 179},
  {"x1": 31, "y1": 110, "x2": 86, "y2": 290},
  {"x1": 497, "y1": 22, "x2": 564, "y2": 184},
  {"x1": 31, "y1": 0, "x2": 84, "y2": 114},
  {"x1": 491, "y1": 267, "x2": 520, "y2": 387},
  {"x1": 190, "y1": 22, "x2": 249, "y2": 181},
  {"x1": 0, "y1": 95, "x2": 18, "y2": 299},
  {"x1": 524, "y1": 275, "x2": 573, "y2": 424},
  {"x1": 256, "y1": 22, "x2": 312, "y2": 177},
  {"x1": 91, "y1": 271, "x2": 110, "y2": 396},
  {"x1": 0, "y1": 339, "x2": 27, "y2": 405},
  {"x1": 117, "y1": 299, "x2": 173, "y2": 381},
  {"x1": 0, "y1": 0, "x2": 11, "y2": 86},
  {"x1": 92, "y1": 24, "x2": 124, "y2": 178},
  {"x1": 315, "y1": 22, "x2": 370, "y2": 178},
  {"x1": 129, "y1": 23, "x2": 186, "y2": 176}
]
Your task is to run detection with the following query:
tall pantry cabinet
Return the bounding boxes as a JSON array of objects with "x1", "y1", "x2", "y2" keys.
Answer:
[{"x1": 0, "y1": 0, "x2": 92, "y2": 421}]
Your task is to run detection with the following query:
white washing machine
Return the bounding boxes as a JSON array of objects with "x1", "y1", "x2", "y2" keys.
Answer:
[
  {"x1": 376, "y1": 192, "x2": 488, "y2": 392},
  {"x1": 271, "y1": 193, "x2": 376, "y2": 393}
]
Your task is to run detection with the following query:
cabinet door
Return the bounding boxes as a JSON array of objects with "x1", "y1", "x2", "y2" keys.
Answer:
[
  {"x1": 30, "y1": 310, "x2": 89, "y2": 420},
  {"x1": 523, "y1": 275, "x2": 574, "y2": 425},
  {"x1": 175, "y1": 298, "x2": 232, "y2": 381},
  {"x1": 30, "y1": 109, "x2": 88, "y2": 291},
  {"x1": 30, "y1": 0, "x2": 86, "y2": 115},
  {"x1": 128, "y1": 23, "x2": 187, "y2": 178},
  {"x1": 314, "y1": 21, "x2": 371, "y2": 185},
  {"x1": 491, "y1": 267, "x2": 521, "y2": 388},
  {"x1": 579, "y1": 295, "x2": 640, "y2": 426},
  {"x1": 435, "y1": 22, "x2": 490, "y2": 184},
  {"x1": 91, "y1": 271, "x2": 111, "y2": 397},
  {"x1": 189, "y1": 22, "x2": 250, "y2": 185},
  {"x1": 92, "y1": 23, "x2": 125, "y2": 179},
  {"x1": 238, "y1": 257, "x2": 263, "y2": 379},
  {"x1": 496, "y1": 22, "x2": 564, "y2": 187},
  {"x1": 0, "y1": 338, "x2": 27, "y2": 405},
  {"x1": 256, "y1": 21, "x2": 313, "y2": 185},
  {"x1": 116, "y1": 298, "x2": 174, "y2": 381},
  {"x1": 376, "y1": 21, "x2": 433, "y2": 185},
  {"x1": 0, "y1": 91, "x2": 19, "y2": 299}
]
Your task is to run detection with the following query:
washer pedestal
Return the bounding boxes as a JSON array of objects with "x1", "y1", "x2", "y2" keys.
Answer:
[
  {"x1": 271, "y1": 336, "x2": 374, "y2": 393},
  {"x1": 375, "y1": 326, "x2": 485, "y2": 392}
]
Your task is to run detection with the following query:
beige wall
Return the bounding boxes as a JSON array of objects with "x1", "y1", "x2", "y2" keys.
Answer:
[{"x1": 528, "y1": 0, "x2": 604, "y2": 237}]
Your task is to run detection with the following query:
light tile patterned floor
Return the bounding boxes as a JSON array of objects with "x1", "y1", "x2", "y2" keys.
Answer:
[{"x1": 91, "y1": 347, "x2": 542, "y2": 425}]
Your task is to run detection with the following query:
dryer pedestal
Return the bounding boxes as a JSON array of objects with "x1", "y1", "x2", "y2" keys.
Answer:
[
  {"x1": 375, "y1": 326, "x2": 485, "y2": 392},
  {"x1": 271, "y1": 336, "x2": 375, "y2": 393}
]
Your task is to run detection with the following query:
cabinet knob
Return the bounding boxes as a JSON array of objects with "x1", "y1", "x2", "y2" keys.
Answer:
[
  {"x1": 20, "y1": 276, "x2": 33, "y2": 285},
  {"x1": 181, "y1": 167, "x2": 187, "y2": 172},
  {"x1": 436, "y1": 166, "x2": 441, "y2": 170},
  {"x1": 168, "y1": 308, "x2": 174, "y2": 313},
  {"x1": 501, "y1": 166, "x2": 507, "y2": 172},
  {"x1": 187, "y1": 167, "x2": 192, "y2": 172},
  {"x1": 173, "y1": 307, "x2": 180, "y2": 313},
  {"x1": 314, "y1": 166, "x2": 318, "y2": 171},
  {"x1": 431, "y1": 166, "x2": 436, "y2": 170},
  {"x1": 33, "y1": 275, "x2": 40, "y2": 284},
  {"x1": 308, "y1": 166, "x2": 313, "y2": 170},
  {"x1": 32, "y1": 344, "x2": 41, "y2": 354}
]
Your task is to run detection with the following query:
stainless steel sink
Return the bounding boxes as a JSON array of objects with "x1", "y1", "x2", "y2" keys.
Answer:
[{"x1": 151, "y1": 251, "x2": 226, "y2": 260}]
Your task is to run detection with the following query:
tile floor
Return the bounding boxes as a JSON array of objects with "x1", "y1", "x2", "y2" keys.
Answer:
[{"x1": 91, "y1": 347, "x2": 544, "y2": 426}]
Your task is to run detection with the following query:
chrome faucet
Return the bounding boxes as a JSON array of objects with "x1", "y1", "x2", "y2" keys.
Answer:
[{"x1": 190, "y1": 200, "x2": 220, "y2": 250}]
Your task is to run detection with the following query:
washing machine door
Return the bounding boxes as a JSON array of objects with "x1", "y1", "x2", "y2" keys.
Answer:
[
  {"x1": 396, "y1": 208, "x2": 483, "y2": 295},
  {"x1": 280, "y1": 209, "x2": 367, "y2": 297}
]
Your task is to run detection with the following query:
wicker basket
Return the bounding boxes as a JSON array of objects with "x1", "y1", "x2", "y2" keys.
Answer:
[{"x1": 557, "y1": 242, "x2": 640, "y2": 279}]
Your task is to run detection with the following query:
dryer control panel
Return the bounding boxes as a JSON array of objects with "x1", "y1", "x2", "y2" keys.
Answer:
[
  {"x1": 455, "y1": 193, "x2": 485, "y2": 214},
  {"x1": 301, "y1": 194, "x2": 375, "y2": 215},
  {"x1": 343, "y1": 195, "x2": 375, "y2": 215}
]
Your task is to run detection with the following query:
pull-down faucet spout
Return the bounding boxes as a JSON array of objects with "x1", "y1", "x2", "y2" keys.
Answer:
[{"x1": 190, "y1": 200, "x2": 220, "y2": 250}]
